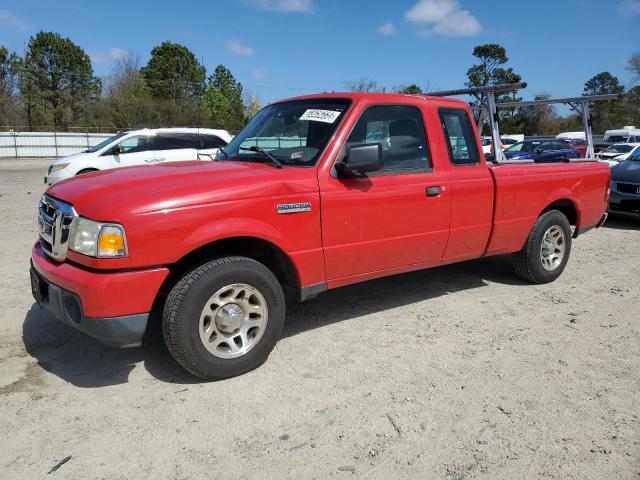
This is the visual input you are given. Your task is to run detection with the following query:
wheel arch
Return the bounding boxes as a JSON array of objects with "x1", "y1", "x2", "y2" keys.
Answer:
[
  {"x1": 159, "y1": 236, "x2": 301, "y2": 305},
  {"x1": 76, "y1": 167, "x2": 100, "y2": 175},
  {"x1": 540, "y1": 198, "x2": 578, "y2": 226}
]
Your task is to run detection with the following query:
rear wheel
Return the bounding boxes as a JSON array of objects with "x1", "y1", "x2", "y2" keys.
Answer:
[
  {"x1": 513, "y1": 210, "x2": 572, "y2": 284},
  {"x1": 162, "y1": 256, "x2": 285, "y2": 380}
]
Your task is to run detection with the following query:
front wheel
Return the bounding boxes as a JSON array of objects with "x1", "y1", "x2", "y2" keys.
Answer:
[
  {"x1": 513, "y1": 210, "x2": 572, "y2": 284},
  {"x1": 162, "y1": 256, "x2": 285, "y2": 380}
]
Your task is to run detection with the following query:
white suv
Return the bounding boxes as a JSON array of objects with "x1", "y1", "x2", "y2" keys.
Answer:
[{"x1": 45, "y1": 127, "x2": 232, "y2": 184}]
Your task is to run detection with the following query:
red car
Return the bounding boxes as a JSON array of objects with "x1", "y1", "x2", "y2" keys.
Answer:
[
  {"x1": 31, "y1": 92, "x2": 610, "y2": 379},
  {"x1": 559, "y1": 137, "x2": 588, "y2": 157}
]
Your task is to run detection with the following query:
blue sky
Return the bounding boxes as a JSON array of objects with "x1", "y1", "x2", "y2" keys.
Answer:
[{"x1": 1, "y1": 0, "x2": 638, "y2": 110}]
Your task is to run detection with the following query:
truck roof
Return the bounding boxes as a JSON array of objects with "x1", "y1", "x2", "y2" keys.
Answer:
[{"x1": 272, "y1": 91, "x2": 470, "y2": 107}]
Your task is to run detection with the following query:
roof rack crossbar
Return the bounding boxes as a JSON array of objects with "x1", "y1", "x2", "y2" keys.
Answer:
[
  {"x1": 423, "y1": 82, "x2": 528, "y2": 98},
  {"x1": 496, "y1": 93, "x2": 625, "y2": 158},
  {"x1": 497, "y1": 94, "x2": 622, "y2": 108}
]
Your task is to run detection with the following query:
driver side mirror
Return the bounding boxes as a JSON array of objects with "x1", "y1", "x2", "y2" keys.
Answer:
[
  {"x1": 535, "y1": 148, "x2": 543, "y2": 154},
  {"x1": 114, "y1": 145, "x2": 125, "y2": 155},
  {"x1": 337, "y1": 143, "x2": 383, "y2": 177}
]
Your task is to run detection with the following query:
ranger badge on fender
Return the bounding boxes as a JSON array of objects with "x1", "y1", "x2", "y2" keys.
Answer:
[{"x1": 276, "y1": 202, "x2": 312, "y2": 214}]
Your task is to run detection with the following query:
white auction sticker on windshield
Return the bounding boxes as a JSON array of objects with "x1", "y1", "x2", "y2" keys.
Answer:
[{"x1": 300, "y1": 109, "x2": 342, "y2": 124}]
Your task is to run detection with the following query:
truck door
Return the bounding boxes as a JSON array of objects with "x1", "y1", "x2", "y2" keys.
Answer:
[
  {"x1": 437, "y1": 107, "x2": 494, "y2": 261},
  {"x1": 319, "y1": 104, "x2": 451, "y2": 284}
]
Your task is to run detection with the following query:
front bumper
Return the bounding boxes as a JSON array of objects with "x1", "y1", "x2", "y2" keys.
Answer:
[
  {"x1": 45, "y1": 170, "x2": 71, "y2": 184},
  {"x1": 609, "y1": 185, "x2": 640, "y2": 212},
  {"x1": 30, "y1": 266, "x2": 148, "y2": 347},
  {"x1": 31, "y1": 242, "x2": 169, "y2": 348}
]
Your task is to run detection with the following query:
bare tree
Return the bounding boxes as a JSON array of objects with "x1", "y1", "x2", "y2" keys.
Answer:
[
  {"x1": 627, "y1": 53, "x2": 640, "y2": 85},
  {"x1": 343, "y1": 77, "x2": 383, "y2": 92}
]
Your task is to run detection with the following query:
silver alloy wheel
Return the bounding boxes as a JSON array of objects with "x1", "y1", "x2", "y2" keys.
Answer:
[
  {"x1": 199, "y1": 283, "x2": 268, "y2": 359},
  {"x1": 539, "y1": 225, "x2": 566, "y2": 271}
]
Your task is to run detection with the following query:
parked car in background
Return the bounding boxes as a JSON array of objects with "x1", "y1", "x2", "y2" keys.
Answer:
[
  {"x1": 559, "y1": 137, "x2": 588, "y2": 157},
  {"x1": 556, "y1": 131, "x2": 585, "y2": 140},
  {"x1": 503, "y1": 139, "x2": 580, "y2": 161},
  {"x1": 480, "y1": 135, "x2": 523, "y2": 154},
  {"x1": 595, "y1": 126, "x2": 640, "y2": 153},
  {"x1": 609, "y1": 147, "x2": 640, "y2": 214},
  {"x1": 596, "y1": 143, "x2": 640, "y2": 166},
  {"x1": 45, "y1": 128, "x2": 232, "y2": 184}
]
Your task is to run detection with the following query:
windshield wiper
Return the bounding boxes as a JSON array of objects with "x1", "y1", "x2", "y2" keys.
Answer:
[{"x1": 239, "y1": 146, "x2": 283, "y2": 169}]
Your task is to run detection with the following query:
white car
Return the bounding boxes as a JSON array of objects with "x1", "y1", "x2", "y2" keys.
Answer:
[
  {"x1": 45, "y1": 127, "x2": 232, "y2": 184},
  {"x1": 556, "y1": 131, "x2": 585, "y2": 140},
  {"x1": 602, "y1": 126, "x2": 640, "y2": 144},
  {"x1": 480, "y1": 135, "x2": 523, "y2": 154},
  {"x1": 596, "y1": 143, "x2": 640, "y2": 166}
]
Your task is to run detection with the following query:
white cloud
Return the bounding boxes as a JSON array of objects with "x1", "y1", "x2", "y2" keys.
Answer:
[
  {"x1": 90, "y1": 48, "x2": 127, "y2": 64},
  {"x1": 618, "y1": 0, "x2": 640, "y2": 16},
  {"x1": 251, "y1": 69, "x2": 268, "y2": 80},
  {"x1": 376, "y1": 22, "x2": 396, "y2": 36},
  {"x1": 0, "y1": 9, "x2": 30, "y2": 31},
  {"x1": 405, "y1": 0, "x2": 481, "y2": 37},
  {"x1": 246, "y1": 0, "x2": 313, "y2": 13},
  {"x1": 226, "y1": 39, "x2": 254, "y2": 56}
]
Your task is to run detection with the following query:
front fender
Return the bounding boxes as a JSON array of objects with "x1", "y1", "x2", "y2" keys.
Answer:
[{"x1": 181, "y1": 217, "x2": 289, "y2": 255}]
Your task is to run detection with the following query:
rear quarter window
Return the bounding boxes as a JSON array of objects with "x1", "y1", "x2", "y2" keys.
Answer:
[{"x1": 438, "y1": 108, "x2": 480, "y2": 165}]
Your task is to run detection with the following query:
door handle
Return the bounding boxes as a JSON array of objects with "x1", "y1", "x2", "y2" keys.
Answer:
[
  {"x1": 426, "y1": 186, "x2": 445, "y2": 197},
  {"x1": 144, "y1": 158, "x2": 155, "y2": 163},
  {"x1": 155, "y1": 157, "x2": 166, "y2": 162}
]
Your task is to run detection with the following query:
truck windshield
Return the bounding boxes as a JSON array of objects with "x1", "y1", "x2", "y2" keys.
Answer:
[{"x1": 220, "y1": 99, "x2": 351, "y2": 167}]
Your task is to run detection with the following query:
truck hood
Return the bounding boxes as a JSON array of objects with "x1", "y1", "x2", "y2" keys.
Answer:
[
  {"x1": 47, "y1": 160, "x2": 310, "y2": 221},
  {"x1": 611, "y1": 160, "x2": 640, "y2": 183}
]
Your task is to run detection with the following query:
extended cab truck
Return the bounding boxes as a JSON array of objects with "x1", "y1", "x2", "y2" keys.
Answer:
[{"x1": 30, "y1": 93, "x2": 610, "y2": 380}]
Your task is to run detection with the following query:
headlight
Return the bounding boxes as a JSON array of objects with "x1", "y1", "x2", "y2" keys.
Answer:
[
  {"x1": 70, "y1": 217, "x2": 127, "y2": 258},
  {"x1": 49, "y1": 163, "x2": 69, "y2": 173}
]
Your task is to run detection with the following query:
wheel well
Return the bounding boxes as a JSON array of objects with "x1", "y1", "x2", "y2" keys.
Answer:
[
  {"x1": 76, "y1": 168, "x2": 99, "y2": 175},
  {"x1": 161, "y1": 237, "x2": 300, "y2": 303},
  {"x1": 542, "y1": 199, "x2": 577, "y2": 226}
]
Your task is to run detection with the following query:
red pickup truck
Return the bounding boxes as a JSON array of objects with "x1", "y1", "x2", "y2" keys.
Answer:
[{"x1": 31, "y1": 92, "x2": 610, "y2": 379}]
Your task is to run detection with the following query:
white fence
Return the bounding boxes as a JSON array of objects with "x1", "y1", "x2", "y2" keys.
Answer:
[{"x1": 0, "y1": 131, "x2": 115, "y2": 158}]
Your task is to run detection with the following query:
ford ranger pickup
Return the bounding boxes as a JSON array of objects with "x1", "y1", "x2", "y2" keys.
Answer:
[{"x1": 30, "y1": 92, "x2": 610, "y2": 380}]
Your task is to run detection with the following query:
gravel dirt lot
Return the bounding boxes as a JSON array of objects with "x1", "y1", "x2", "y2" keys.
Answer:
[{"x1": 0, "y1": 158, "x2": 638, "y2": 479}]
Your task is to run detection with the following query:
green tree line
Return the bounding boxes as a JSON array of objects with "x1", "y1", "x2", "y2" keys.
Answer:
[{"x1": 0, "y1": 32, "x2": 261, "y2": 133}]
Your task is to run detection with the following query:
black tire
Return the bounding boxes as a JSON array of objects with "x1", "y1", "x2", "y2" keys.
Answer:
[
  {"x1": 513, "y1": 210, "x2": 572, "y2": 284},
  {"x1": 162, "y1": 256, "x2": 285, "y2": 380},
  {"x1": 76, "y1": 168, "x2": 98, "y2": 175}
]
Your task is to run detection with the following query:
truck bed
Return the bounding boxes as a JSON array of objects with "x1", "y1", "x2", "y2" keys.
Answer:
[{"x1": 484, "y1": 159, "x2": 611, "y2": 256}]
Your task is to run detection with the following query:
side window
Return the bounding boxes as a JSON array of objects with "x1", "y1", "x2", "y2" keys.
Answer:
[
  {"x1": 200, "y1": 134, "x2": 227, "y2": 149},
  {"x1": 117, "y1": 135, "x2": 153, "y2": 154},
  {"x1": 155, "y1": 133, "x2": 199, "y2": 150},
  {"x1": 346, "y1": 105, "x2": 430, "y2": 173},
  {"x1": 439, "y1": 108, "x2": 480, "y2": 165}
]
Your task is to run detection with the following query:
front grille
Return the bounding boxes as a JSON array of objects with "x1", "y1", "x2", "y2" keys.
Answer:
[
  {"x1": 38, "y1": 194, "x2": 76, "y2": 261},
  {"x1": 616, "y1": 183, "x2": 640, "y2": 195}
]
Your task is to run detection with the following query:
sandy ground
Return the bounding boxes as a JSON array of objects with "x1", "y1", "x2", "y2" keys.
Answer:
[{"x1": 0, "y1": 158, "x2": 638, "y2": 479}]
